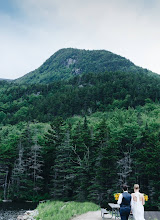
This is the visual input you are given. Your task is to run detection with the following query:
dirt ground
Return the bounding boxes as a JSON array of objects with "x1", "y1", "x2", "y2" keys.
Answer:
[
  {"x1": 144, "y1": 211, "x2": 160, "y2": 220},
  {"x1": 71, "y1": 210, "x2": 113, "y2": 220},
  {"x1": 71, "y1": 210, "x2": 160, "y2": 220}
]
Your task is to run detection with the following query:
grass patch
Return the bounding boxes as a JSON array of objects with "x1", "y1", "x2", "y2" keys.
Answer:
[{"x1": 36, "y1": 200, "x2": 99, "y2": 220}]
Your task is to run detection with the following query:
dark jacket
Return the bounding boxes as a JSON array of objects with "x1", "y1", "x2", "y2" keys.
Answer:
[{"x1": 120, "y1": 192, "x2": 131, "y2": 207}]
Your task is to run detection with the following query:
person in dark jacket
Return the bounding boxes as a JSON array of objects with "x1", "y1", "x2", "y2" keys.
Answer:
[{"x1": 118, "y1": 185, "x2": 131, "y2": 220}]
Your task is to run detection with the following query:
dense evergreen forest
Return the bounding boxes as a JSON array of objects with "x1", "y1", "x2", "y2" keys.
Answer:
[
  {"x1": 0, "y1": 104, "x2": 159, "y2": 210},
  {"x1": 0, "y1": 48, "x2": 160, "y2": 211},
  {"x1": 0, "y1": 70, "x2": 160, "y2": 125}
]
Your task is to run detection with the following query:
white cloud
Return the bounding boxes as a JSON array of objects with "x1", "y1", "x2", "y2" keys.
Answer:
[{"x1": 0, "y1": 0, "x2": 160, "y2": 79}]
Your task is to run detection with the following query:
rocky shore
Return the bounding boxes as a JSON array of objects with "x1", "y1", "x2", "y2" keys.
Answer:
[{"x1": 17, "y1": 210, "x2": 39, "y2": 220}]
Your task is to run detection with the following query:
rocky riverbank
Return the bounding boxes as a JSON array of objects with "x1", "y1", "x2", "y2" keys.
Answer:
[
  {"x1": 0, "y1": 210, "x2": 25, "y2": 220},
  {"x1": 0, "y1": 202, "x2": 38, "y2": 220},
  {"x1": 17, "y1": 210, "x2": 39, "y2": 220}
]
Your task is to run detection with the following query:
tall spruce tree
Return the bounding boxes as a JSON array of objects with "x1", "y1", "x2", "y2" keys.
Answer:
[
  {"x1": 51, "y1": 130, "x2": 75, "y2": 200},
  {"x1": 42, "y1": 117, "x2": 65, "y2": 193},
  {"x1": 71, "y1": 118, "x2": 93, "y2": 201}
]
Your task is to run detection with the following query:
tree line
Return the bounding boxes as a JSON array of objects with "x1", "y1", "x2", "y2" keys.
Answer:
[
  {"x1": 0, "y1": 103, "x2": 159, "y2": 210},
  {"x1": 0, "y1": 71, "x2": 160, "y2": 125}
]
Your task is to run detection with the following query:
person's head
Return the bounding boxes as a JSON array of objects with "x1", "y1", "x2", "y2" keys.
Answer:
[
  {"x1": 134, "y1": 184, "x2": 139, "y2": 192},
  {"x1": 122, "y1": 184, "x2": 128, "y2": 191}
]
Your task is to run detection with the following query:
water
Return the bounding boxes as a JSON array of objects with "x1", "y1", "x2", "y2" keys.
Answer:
[{"x1": 0, "y1": 202, "x2": 38, "y2": 220}]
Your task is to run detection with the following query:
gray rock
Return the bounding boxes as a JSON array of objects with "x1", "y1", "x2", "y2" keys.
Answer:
[{"x1": 17, "y1": 210, "x2": 38, "y2": 220}]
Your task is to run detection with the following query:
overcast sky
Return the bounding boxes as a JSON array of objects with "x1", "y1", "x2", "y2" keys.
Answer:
[{"x1": 0, "y1": 0, "x2": 160, "y2": 79}]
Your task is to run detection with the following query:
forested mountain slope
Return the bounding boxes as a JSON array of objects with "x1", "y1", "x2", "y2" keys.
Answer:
[
  {"x1": 0, "y1": 78, "x2": 12, "y2": 81},
  {"x1": 14, "y1": 48, "x2": 155, "y2": 84},
  {"x1": 0, "y1": 50, "x2": 160, "y2": 210},
  {"x1": 1, "y1": 70, "x2": 160, "y2": 125}
]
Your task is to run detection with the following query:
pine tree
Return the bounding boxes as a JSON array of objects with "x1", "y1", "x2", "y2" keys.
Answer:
[
  {"x1": 51, "y1": 130, "x2": 75, "y2": 200},
  {"x1": 136, "y1": 127, "x2": 160, "y2": 209},
  {"x1": 0, "y1": 133, "x2": 18, "y2": 200},
  {"x1": 11, "y1": 141, "x2": 26, "y2": 200},
  {"x1": 42, "y1": 117, "x2": 65, "y2": 193},
  {"x1": 71, "y1": 118, "x2": 93, "y2": 201},
  {"x1": 88, "y1": 119, "x2": 118, "y2": 206},
  {"x1": 28, "y1": 139, "x2": 44, "y2": 197},
  {"x1": 117, "y1": 152, "x2": 132, "y2": 186}
]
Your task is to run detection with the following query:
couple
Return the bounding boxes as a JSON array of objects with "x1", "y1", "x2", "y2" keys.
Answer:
[{"x1": 118, "y1": 184, "x2": 145, "y2": 220}]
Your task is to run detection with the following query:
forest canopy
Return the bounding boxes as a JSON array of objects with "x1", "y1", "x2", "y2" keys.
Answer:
[{"x1": 0, "y1": 49, "x2": 160, "y2": 210}]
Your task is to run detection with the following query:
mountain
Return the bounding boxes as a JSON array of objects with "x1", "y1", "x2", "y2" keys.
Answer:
[
  {"x1": 14, "y1": 48, "x2": 155, "y2": 84},
  {"x1": 1, "y1": 72, "x2": 160, "y2": 207},
  {"x1": 0, "y1": 78, "x2": 12, "y2": 81},
  {"x1": 1, "y1": 48, "x2": 160, "y2": 209}
]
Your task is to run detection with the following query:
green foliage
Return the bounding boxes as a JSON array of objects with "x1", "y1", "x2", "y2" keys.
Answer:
[
  {"x1": 36, "y1": 201, "x2": 99, "y2": 220},
  {"x1": 0, "y1": 71, "x2": 160, "y2": 125},
  {"x1": 14, "y1": 48, "x2": 156, "y2": 84},
  {"x1": 0, "y1": 103, "x2": 160, "y2": 209},
  {"x1": 0, "y1": 122, "x2": 49, "y2": 201},
  {"x1": 0, "y1": 59, "x2": 160, "y2": 210}
]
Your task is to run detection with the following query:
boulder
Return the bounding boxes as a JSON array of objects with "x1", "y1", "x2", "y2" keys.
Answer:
[{"x1": 17, "y1": 210, "x2": 38, "y2": 220}]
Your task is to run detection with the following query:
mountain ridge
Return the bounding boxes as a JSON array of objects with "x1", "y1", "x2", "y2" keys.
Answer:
[
  {"x1": 14, "y1": 48, "x2": 156, "y2": 84},
  {"x1": 0, "y1": 78, "x2": 12, "y2": 81}
]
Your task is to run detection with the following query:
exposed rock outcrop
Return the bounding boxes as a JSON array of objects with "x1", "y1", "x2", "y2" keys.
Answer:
[{"x1": 17, "y1": 210, "x2": 39, "y2": 220}]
